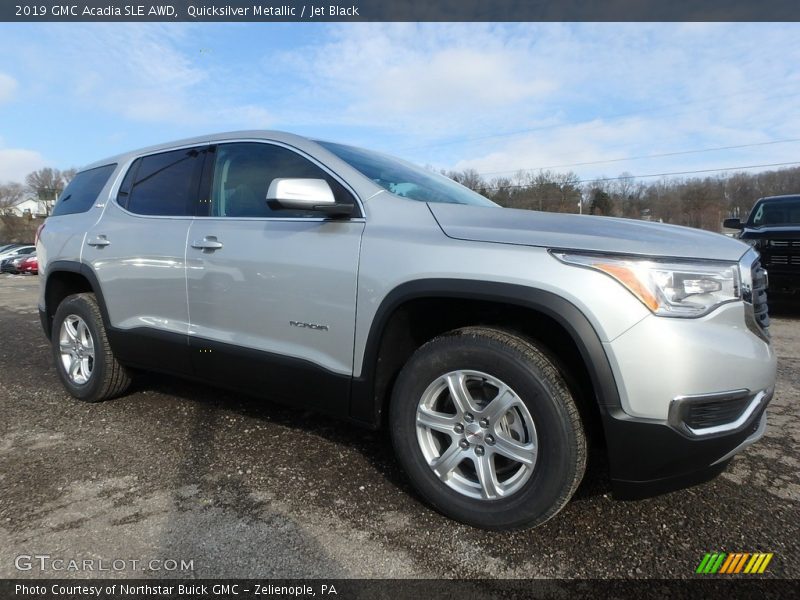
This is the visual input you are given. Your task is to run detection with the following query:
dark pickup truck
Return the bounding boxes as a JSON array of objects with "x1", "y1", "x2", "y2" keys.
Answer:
[{"x1": 725, "y1": 194, "x2": 800, "y2": 294}]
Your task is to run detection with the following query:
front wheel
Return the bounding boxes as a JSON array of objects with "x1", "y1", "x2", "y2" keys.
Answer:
[
  {"x1": 390, "y1": 327, "x2": 586, "y2": 530},
  {"x1": 52, "y1": 293, "x2": 131, "y2": 402}
]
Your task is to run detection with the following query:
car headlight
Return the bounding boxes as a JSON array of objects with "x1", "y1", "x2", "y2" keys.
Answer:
[
  {"x1": 743, "y1": 238, "x2": 762, "y2": 249},
  {"x1": 553, "y1": 252, "x2": 741, "y2": 318}
]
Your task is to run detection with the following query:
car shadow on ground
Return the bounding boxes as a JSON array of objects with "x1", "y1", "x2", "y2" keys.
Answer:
[
  {"x1": 130, "y1": 369, "x2": 412, "y2": 486},
  {"x1": 130, "y1": 370, "x2": 613, "y2": 510}
]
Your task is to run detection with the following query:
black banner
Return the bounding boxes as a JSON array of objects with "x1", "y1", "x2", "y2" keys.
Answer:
[
  {"x1": 2, "y1": 579, "x2": 799, "y2": 600},
  {"x1": 2, "y1": 0, "x2": 800, "y2": 22}
]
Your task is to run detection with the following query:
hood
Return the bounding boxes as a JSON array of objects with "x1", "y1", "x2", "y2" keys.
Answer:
[{"x1": 429, "y1": 203, "x2": 748, "y2": 262}]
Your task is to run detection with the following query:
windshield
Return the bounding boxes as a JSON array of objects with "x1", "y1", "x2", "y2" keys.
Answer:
[
  {"x1": 749, "y1": 198, "x2": 800, "y2": 227},
  {"x1": 317, "y1": 141, "x2": 497, "y2": 207}
]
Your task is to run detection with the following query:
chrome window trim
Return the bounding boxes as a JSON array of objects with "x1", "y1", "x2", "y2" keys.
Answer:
[
  {"x1": 106, "y1": 138, "x2": 366, "y2": 221},
  {"x1": 192, "y1": 217, "x2": 367, "y2": 223},
  {"x1": 107, "y1": 141, "x2": 210, "y2": 221},
  {"x1": 198, "y1": 138, "x2": 365, "y2": 220}
]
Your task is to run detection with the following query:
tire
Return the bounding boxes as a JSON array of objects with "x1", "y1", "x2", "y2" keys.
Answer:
[
  {"x1": 390, "y1": 326, "x2": 586, "y2": 530},
  {"x1": 52, "y1": 292, "x2": 131, "y2": 403}
]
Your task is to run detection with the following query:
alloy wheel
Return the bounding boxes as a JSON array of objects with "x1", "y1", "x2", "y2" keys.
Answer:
[
  {"x1": 58, "y1": 314, "x2": 95, "y2": 385},
  {"x1": 415, "y1": 369, "x2": 538, "y2": 500}
]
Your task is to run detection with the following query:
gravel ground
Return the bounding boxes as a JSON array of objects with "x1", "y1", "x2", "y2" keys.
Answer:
[{"x1": 0, "y1": 274, "x2": 798, "y2": 579}]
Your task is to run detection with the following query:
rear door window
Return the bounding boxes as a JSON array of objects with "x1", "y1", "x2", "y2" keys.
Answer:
[{"x1": 51, "y1": 164, "x2": 117, "y2": 216}]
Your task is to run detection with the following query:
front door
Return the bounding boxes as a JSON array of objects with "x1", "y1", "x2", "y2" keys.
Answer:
[{"x1": 186, "y1": 141, "x2": 365, "y2": 414}]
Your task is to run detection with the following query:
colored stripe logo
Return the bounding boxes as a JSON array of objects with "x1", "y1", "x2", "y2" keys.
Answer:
[{"x1": 696, "y1": 552, "x2": 773, "y2": 574}]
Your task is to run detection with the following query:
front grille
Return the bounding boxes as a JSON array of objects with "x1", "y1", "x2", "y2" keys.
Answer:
[
  {"x1": 768, "y1": 255, "x2": 800, "y2": 265},
  {"x1": 768, "y1": 239, "x2": 800, "y2": 248},
  {"x1": 684, "y1": 395, "x2": 753, "y2": 430},
  {"x1": 751, "y1": 259, "x2": 770, "y2": 334},
  {"x1": 762, "y1": 238, "x2": 800, "y2": 270}
]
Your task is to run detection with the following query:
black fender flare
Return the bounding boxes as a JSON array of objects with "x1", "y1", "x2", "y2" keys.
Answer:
[
  {"x1": 42, "y1": 260, "x2": 111, "y2": 338},
  {"x1": 349, "y1": 278, "x2": 622, "y2": 425}
]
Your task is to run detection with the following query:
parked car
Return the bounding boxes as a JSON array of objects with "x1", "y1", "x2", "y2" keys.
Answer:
[
  {"x1": 17, "y1": 254, "x2": 38, "y2": 275},
  {"x1": 1, "y1": 254, "x2": 32, "y2": 274},
  {"x1": 37, "y1": 131, "x2": 776, "y2": 530},
  {"x1": 0, "y1": 244, "x2": 34, "y2": 263},
  {"x1": 0, "y1": 243, "x2": 23, "y2": 254},
  {"x1": 1, "y1": 247, "x2": 34, "y2": 273},
  {"x1": 724, "y1": 194, "x2": 800, "y2": 294}
]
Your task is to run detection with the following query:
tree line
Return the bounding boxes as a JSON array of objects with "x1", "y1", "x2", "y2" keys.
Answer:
[{"x1": 443, "y1": 165, "x2": 800, "y2": 231}]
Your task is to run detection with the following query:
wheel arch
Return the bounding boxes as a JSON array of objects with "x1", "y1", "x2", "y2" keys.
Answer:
[
  {"x1": 350, "y1": 279, "x2": 622, "y2": 434},
  {"x1": 42, "y1": 261, "x2": 110, "y2": 340}
]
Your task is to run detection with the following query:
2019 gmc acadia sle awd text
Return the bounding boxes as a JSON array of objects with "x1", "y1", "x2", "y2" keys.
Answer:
[{"x1": 37, "y1": 131, "x2": 776, "y2": 529}]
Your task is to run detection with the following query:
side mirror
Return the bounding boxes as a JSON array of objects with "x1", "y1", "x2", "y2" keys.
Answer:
[
  {"x1": 723, "y1": 218, "x2": 743, "y2": 230},
  {"x1": 267, "y1": 178, "x2": 353, "y2": 217}
]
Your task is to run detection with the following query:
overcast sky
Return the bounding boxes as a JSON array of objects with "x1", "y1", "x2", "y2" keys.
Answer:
[{"x1": 0, "y1": 22, "x2": 799, "y2": 185}]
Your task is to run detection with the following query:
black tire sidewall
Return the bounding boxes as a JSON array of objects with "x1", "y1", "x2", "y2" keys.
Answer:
[
  {"x1": 390, "y1": 334, "x2": 582, "y2": 529},
  {"x1": 52, "y1": 295, "x2": 108, "y2": 402}
]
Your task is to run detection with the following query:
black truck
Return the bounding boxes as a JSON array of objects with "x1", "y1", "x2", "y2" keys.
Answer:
[{"x1": 725, "y1": 194, "x2": 800, "y2": 295}]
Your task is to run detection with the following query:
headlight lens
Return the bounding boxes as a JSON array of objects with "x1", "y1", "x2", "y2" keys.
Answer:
[
  {"x1": 553, "y1": 252, "x2": 741, "y2": 317},
  {"x1": 743, "y1": 238, "x2": 762, "y2": 249}
]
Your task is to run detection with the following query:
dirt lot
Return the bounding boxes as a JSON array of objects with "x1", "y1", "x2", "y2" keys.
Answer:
[{"x1": 0, "y1": 274, "x2": 798, "y2": 579}]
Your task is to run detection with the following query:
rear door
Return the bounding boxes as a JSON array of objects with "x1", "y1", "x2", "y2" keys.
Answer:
[
  {"x1": 186, "y1": 141, "x2": 365, "y2": 414},
  {"x1": 83, "y1": 146, "x2": 207, "y2": 373}
]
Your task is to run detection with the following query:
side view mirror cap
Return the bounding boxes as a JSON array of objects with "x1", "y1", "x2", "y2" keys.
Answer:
[
  {"x1": 267, "y1": 178, "x2": 353, "y2": 218},
  {"x1": 267, "y1": 178, "x2": 335, "y2": 208}
]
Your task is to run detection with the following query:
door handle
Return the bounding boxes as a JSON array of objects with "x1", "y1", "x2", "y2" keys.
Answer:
[
  {"x1": 87, "y1": 235, "x2": 110, "y2": 247},
  {"x1": 191, "y1": 236, "x2": 223, "y2": 250}
]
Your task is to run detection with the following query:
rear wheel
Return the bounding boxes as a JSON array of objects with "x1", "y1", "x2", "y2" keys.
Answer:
[
  {"x1": 52, "y1": 293, "x2": 131, "y2": 402},
  {"x1": 390, "y1": 327, "x2": 586, "y2": 530}
]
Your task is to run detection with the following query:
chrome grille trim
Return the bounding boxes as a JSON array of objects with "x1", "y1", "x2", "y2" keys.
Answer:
[
  {"x1": 751, "y1": 259, "x2": 770, "y2": 334},
  {"x1": 740, "y1": 248, "x2": 770, "y2": 342}
]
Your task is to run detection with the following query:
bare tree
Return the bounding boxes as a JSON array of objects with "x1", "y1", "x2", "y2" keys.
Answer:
[
  {"x1": 26, "y1": 168, "x2": 64, "y2": 198},
  {"x1": 487, "y1": 176, "x2": 513, "y2": 206},
  {"x1": 25, "y1": 168, "x2": 65, "y2": 215},
  {"x1": 0, "y1": 182, "x2": 25, "y2": 215},
  {"x1": 61, "y1": 168, "x2": 78, "y2": 185},
  {"x1": 444, "y1": 168, "x2": 486, "y2": 193}
]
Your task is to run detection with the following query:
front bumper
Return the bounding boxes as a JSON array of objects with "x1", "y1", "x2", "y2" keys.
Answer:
[
  {"x1": 596, "y1": 258, "x2": 775, "y2": 499},
  {"x1": 602, "y1": 393, "x2": 770, "y2": 499}
]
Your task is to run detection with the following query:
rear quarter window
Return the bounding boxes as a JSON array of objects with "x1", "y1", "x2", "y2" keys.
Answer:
[
  {"x1": 51, "y1": 164, "x2": 117, "y2": 216},
  {"x1": 117, "y1": 147, "x2": 204, "y2": 216}
]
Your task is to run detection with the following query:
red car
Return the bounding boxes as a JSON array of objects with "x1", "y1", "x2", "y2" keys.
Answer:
[{"x1": 17, "y1": 254, "x2": 38, "y2": 275}]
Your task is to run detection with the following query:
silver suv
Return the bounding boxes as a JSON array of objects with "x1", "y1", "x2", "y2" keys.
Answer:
[{"x1": 37, "y1": 131, "x2": 776, "y2": 529}]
